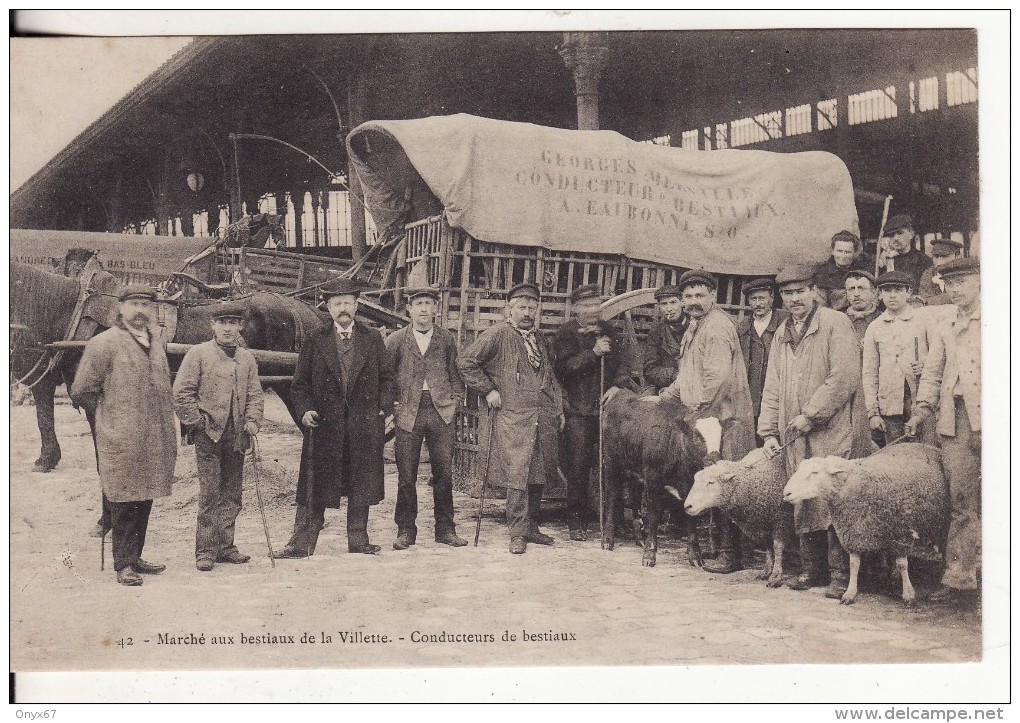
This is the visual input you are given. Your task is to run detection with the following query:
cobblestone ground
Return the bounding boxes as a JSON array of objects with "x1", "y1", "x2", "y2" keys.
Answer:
[{"x1": 10, "y1": 395, "x2": 981, "y2": 672}]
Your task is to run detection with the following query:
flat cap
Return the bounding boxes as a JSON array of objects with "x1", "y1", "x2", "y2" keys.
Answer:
[
  {"x1": 569, "y1": 284, "x2": 602, "y2": 303},
  {"x1": 876, "y1": 271, "x2": 913, "y2": 289},
  {"x1": 118, "y1": 284, "x2": 158, "y2": 302},
  {"x1": 653, "y1": 284, "x2": 683, "y2": 301},
  {"x1": 883, "y1": 214, "x2": 914, "y2": 235},
  {"x1": 843, "y1": 269, "x2": 877, "y2": 286},
  {"x1": 406, "y1": 286, "x2": 440, "y2": 302},
  {"x1": 931, "y1": 238, "x2": 964, "y2": 254},
  {"x1": 507, "y1": 282, "x2": 541, "y2": 302},
  {"x1": 936, "y1": 257, "x2": 979, "y2": 279},
  {"x1": 742, "y1": 277, "x2": 776, "y2": 297},
  {"x1": 774, "y1": 265, "x2": 817, "y2": 286},
  {"x1": 319, "y1": 277, "x2": 362, "y2": 299},
  {"x1": 677, "y1": 269, "x2": 717, "y2": 291},
  {"x1": 210, "y1": 299, "x2": 247, "y2": 319}
]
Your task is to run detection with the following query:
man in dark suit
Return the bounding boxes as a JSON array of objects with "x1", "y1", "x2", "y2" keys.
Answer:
[
  {"x1": 385, "y1": 286, "x2": 468, "y2": 550},
  {"x1": 736, "y1": 277, "x2": 788, "y2": 441},
  {"x1": 644, "y1": 285, "x2": 689, "y2": 392},
  {"x1": 273, "y1": 278, "x2": 396, "y2": 558}
]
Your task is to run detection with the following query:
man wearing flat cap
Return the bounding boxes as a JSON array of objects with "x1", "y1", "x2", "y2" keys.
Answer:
[
  {"x1": 652, "y1": 270, "x2": 756, "y2": 573},
  {"x1": 759, "y1": 266, "x2": 863, "y2": 598},
  {"x1": 274, "y1": 277, "x2": 396, "y2": 558},
  {"x1": 385, "y1": 286, "x2": 468, "y2": 551},
  {"x1": 737, "y1": 277, "x2": 788, "y2": 442},
  {"x1": 174, "y1": 300, "x2": 265, "y2": 571},
  {"x1": 552, "y1": 284, "x2": 637, "y2": 541},
  {"x1": 843, "y1": 269, "x2": 882, "y2": 343},
  {"x1": 458, "y1": 282, "x2": 563, "y2": 554},
  {"x1": 71, "y1": 285, "x2": 177, "y2": 586},
  {"x1": 644, "y1": 284, "x2": 690, "y2": 392},
  {"x1": 918, "y1": 238, "x2": 963, "y2": 306},
  {"x1": 878, "y1": 214, "x2": 934, "y2": 293},
  {"x1": 907, "y1": 257, "x2": 982, "y2": 605},
  {"x1": 862, "y1": 271, "x2": 935, "y2": 448}
]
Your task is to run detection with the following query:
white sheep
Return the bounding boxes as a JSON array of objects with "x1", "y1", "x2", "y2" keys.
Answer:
[
  {"x1": 684, "y1": 448, "x2": 794, "y2": 587},
  {"x1": 782, "y1": 443, "x2": 949, "y2": 606}
]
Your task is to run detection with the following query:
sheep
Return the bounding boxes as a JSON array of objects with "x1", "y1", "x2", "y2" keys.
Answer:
[
  {"x1": 782, "y1": 443, "x2": 949, "y2": 606},
  {"x1": 684, "y1": 448, "x2": 794, "y2": 588}
]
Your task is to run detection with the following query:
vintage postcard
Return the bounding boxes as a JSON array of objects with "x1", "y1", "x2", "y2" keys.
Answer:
[{"x1": 7, "y1": 10, "x2": 1009, "y2": 705}]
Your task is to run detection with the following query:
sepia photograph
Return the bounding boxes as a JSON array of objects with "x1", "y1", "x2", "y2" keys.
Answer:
[{"x1": 7, "y1": 10, "x2": 1009, "y2": 707}]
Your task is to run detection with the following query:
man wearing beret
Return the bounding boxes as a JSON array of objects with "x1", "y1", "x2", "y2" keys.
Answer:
[
  {"x1": 918, "y1": 238, "x2": 963, "y2": 306},
  {"x1": 274, "y1": 278, "x2": 396, "y2": 558},
  {"x1": 878, "y1": 214, "x2": 934, "y2": 294},
  {"x1": 71, "y1": 285, "x2": 177, "y2": 586},
  {"x1": 760, "y1": 266, "x2": 863, "y2": 598},
  {"x1": 907, "y1": 257, "x2": 982, "y2": 605},
  {"x1": 173, "y1": 301, "x2": 265, "y2": 572},
  {"x1": 552, "y1": 284, "x2": 637, "y2": 541},
  {"x1": 737, "y1": 277, "x2": 788, "y2": 443},
  {"x1": 643, "y1": 285, "x2": 690, "y2": 392},
  {"x1": 458, "y1": 283, "x2": 563, "y2": 554},
  {"x1": 862, "y1": 271, "x2": 935, "y2": 448},
  {"x1": 385, "y1": 286, "x2": 468, "y2": 551},
  {"x1": 652, "y1": 270, "x2": 757, "y2": 573}
]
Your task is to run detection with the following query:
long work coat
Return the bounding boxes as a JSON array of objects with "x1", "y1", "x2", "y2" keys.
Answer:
[
  {"x1": 458, "y1": 322, "x2": 563, "y2": 492},
  {"x1": 70, "y1": 323, "x2": 177, "y2": 503},
  {"x1": 660, "y1": 307, "x2": 756, "y2": 461},
  {"x1": 737, "y1": 309, "x2": 789, "y2": 428},
  {"x1": 758, "y1": 305, "x2": 863, "y2": 533},
  {"x1": 291, "y1": 322, "x2": 396, "y2": 509}
]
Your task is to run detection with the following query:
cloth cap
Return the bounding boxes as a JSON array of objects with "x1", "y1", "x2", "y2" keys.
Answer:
[
  {"x1": 406, "y1": 287, "x2": 440, "y2": 302},
  {"x1": 936, "y1": 257, "x2": 979, "y2": 279},
  {"x1": 319, "y1": 277, "x2": 362, "y2": 300},
  {"x1": 774, "y1": 265, "x2": 817, "y2": 286},
  {"x1": 569, "y1": 284, "x2": 602, "y2": 303},
  {"x1": 118, "y1": 284, "x2": 158, "y2": 302},
  {"x1": 844, "y1": 269, "x2": 877, "y2": 287},
  {"x1": 653, "y1": 284, "x2": 683, "y2": 301},
  {"x1": 210, "y1": 300, "x2": 247, "y2": 319},
  {"x1": 507, "y1": 282, "x2": 541, "y2": 302},
  {"x1": 742, "y1": 277, "x2": 776, "y2": 297},
  {"x1": 677, "y1": 269, "x2": 717, "y2": 292},
  {"x1": 876, "y1": 271, "x2": 913, "y2": 289},
  {"x1": 883, "y1": 214, "x2": 914, "y2": 236}
]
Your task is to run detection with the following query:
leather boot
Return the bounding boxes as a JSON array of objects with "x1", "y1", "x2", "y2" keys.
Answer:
[
  {"x1": 787, "y1": 531, "x2": 828, "y2": 590},
  {"x1": 825, "y1": 528, "x2": 850, "y2": 599},
  {"x1": 393, "y1": 529, "x2": 416, "y2": 551},
  {"x1": 703, "y1": 515, "x2": 744, "y2": 574}
]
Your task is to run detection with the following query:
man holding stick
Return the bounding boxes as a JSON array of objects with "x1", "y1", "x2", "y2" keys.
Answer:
[{"x1": 173, "y1": 300, "x2": 265, "y2": 572}]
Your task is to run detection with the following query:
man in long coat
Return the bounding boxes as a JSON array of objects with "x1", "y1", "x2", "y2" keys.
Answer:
[
  {"x1": 643, "y1": 284, "x2": 689, "y2": 391},
  {"x1": 737, "y1": 277, "x2": 788, "y2": 444},
  {"x1": 552, "y1": 284, "x2": 636, "y2": 541},
  {"x1": 759, "y1": 265, "x2": 864, "y2": 599},
  {"x1": 458, "y1": 282, "x2": 563, "y2": 554},
  {"x1": 656, "y1": 270, "x2": 757, "y2": 573},
  {"x1": 273, "y1": 278, "x2": 395, "y2": 558},
  {"x1": 71, "y1": 285, "x2": 177, "y2": 586}
]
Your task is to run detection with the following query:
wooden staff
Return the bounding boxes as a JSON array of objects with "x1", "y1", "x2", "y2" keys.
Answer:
[
  {"x1": 250, "y1": 436, "x2": 276, "y2": 568},
  {"x1": 305, "y1": 427, "x2": 316, "y2": 558},
  {"x1": 599, "y1": 356, "x2": 606, "y2": 550},
  {"x1": 474, "y1": 410, "x2": 497, "y2": 547}
]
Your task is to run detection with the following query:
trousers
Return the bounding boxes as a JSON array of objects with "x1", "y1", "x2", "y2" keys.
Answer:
[
  {"x1": 394, "y1": 392, "x2": 456, "y2": 538},
  {"x1": 506, "y1": 485, "x2": 544, "y2": 539},
  {"x1": 194, "y1": 420, "x2": 245, "y2": 561},
  {"x1": 285, "y1": 502, "x2": 370, "y2": 554},
  {"x1": 940, "y1": 399, "x2": 981, "y2": 590},
  {"x1": 109, "y1": 499, "x2": 153, "y2": 572},
  {"x1": 563, "y1": 415, "x2": 598, "y2": 530}
]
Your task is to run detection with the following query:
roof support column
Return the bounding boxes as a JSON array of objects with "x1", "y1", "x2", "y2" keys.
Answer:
[{"x1": 558, "y1": 32, "x2": 610, "y2": 131}]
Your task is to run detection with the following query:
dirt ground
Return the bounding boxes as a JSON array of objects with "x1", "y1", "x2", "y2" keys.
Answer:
[{"x1": 9, "y1": 393, "x2": 982, "y2": 672}]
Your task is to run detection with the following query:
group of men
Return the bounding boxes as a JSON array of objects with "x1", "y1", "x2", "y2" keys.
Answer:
[{"x1": 70, "y1": 218, "x2": 980, "y2": 605}]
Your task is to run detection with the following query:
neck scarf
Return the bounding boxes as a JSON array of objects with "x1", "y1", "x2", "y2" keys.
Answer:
[
  {"x1": 509, "y1": 320, "x2": 541, "y2": 369},
  {"x1": 846, "y1": 301, "x2": 878, "y2": 321}
]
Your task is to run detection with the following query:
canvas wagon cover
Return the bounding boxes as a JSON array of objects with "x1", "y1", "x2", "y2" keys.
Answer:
[{"x1": 347, "y1": 114, "x2": 859, "y2": 276}]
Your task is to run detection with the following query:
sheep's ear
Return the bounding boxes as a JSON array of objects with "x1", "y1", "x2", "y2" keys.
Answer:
[
  {"x1": 821, "y1": 457, "x2": 852, "y2": 476},
  {"x1": 721, "y1": 472, "x2": 736, "y2": 482}
]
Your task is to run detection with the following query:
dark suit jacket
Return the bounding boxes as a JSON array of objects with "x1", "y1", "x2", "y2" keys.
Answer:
[
  {"x1": 291, "y1": 321, "x2": 396, "y2": 508},
  {"x1": 385, "y1": 325, "x2": 463, "y2": 433},
  {"x1": 737, "y1": 309, "x2": 789, "y2": 422}
]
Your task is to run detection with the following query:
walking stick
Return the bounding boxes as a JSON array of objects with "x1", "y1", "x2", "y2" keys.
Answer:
[
  {"x1": 249, "y1": 435, "x2": 275, "y2": 568},
  {"x1": 305, "y1": 426, "x2": 316, "y2": 558},
  {"x1": 474, "y1": 410, "x2": 497, "y2": 547},
  {"x1": 100, "y1": 530, "x2": 106, "y2": 572},
  {"x1": 599, "y1": 356, "x2": 606, "y2": 550}
]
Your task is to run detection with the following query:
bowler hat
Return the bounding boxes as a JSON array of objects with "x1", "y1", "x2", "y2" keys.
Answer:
[
  {"x1": 319, "y1": 277, "x2": 362, "y2": 300},
  {"x1": 507, "y1": 282, "x2": 541, "y2": 302},
  {"x1": 569, "y1": 284, "x2": 602, "y2": 303},
  {"x1": 653, "y1": 284, "x2": 682, "y2": 301},
  {"x1": 210, "y1": 300, "x2": 247, "y2": 319},
  {"x1": 935, "y1": 257, "x2": 979, "y2": 279},
  {"x1": 774, "y1": 265, "x2": 816, "y2": 286},
  {"x1": 406, "y1": 287, "x2": 440, "y2": 302},
  {"x1": 677, "y1": 269, "x2": 717, "y2": 292},
  {"x1": 118, "y1": 284, "x2": 157, "y2": 302},
  {"x1": 876, "y1": 271, "x2": 913, "y2": 289},
  {"x1": 742, "y1": 277, "x2": 776, "y2": 297},
  {"x1": 844, "y1": 269, "x2": 877, "y2": 287},
  {"x1": 883, "y1": 214, "x2": 914, "y2": 236}
]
